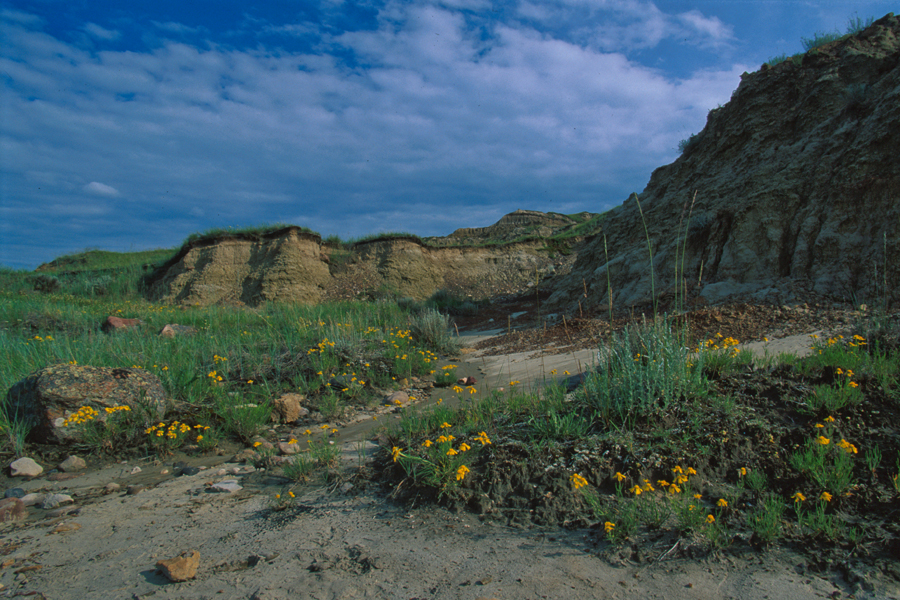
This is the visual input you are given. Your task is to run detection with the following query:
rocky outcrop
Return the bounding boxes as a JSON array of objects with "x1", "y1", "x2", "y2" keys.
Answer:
[
  {"x1": 348, "y1": 237, "x2": 554, "y2": 301},
  {"x1": 146, "y1": 220, "x2": 575, "y2": 305},
  {"x1": 148, "y1": 227, "x2": 332, "y2": 306},
  {"x1": 549, "y1": 14, "x2": 900, "y2": 312}
]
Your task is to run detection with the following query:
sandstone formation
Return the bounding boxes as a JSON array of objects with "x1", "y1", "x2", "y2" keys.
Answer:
[
  {"x1": 549, "y1": 14, "x2": 900, "y2": 312},
  {"x1": 148, "y1": 227, "x2": 331, "y2": 306},
  {"x1": 146, "y1": 221, "x2": 575, "y2": 306},
  {"x1": 6, "y1": 364, "x2": 168, "y2": 444}
]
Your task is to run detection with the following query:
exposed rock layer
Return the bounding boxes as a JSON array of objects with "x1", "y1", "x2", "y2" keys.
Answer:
[
  {"x1": 147, "y1": 224, "x2": 571, "y2": 305},
  {"x1": 549, "y1": 14, "x2": 900, "y2": 312}
]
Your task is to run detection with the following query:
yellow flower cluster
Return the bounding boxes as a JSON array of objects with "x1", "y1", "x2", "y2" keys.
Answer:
[
  {"x1": 837, "y1": 438, "x2": 858, "y2": 454},
  {"x1": 62, "y1": 405, "x2": 99, "y2": 426},
  {"x1": 145, "y1": 421, "x2": 208, "y2": 441},
  {"x1": 307, "y1": 338, "x2": 336, "y2": 355},
  {"x1": 570, "y1": 473, "x2": 588, "y2": 489}
]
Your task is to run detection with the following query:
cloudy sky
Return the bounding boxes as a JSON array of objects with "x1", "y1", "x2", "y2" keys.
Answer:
[{"x1": 0, "y1": 0, "x2": 893, "y2": 269}]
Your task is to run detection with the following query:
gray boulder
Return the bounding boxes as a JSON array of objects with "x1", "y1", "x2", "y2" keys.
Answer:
[{"x1": 6, "y1": 363, "x2": 167, "y2": 444}]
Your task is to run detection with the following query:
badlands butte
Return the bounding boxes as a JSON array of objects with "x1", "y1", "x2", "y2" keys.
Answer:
[{"x1": 136, "y1": 13, "x2": 900, "y2": 313}]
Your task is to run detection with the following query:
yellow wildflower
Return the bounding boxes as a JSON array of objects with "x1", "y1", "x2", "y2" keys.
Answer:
[{"x1": 570, "y1": 473, "x2": 588, "y2": 489}]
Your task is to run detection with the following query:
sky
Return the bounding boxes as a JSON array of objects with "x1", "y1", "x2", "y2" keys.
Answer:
[{"x1": 0, "y1": 0, "x2": 894, "y2": 269}]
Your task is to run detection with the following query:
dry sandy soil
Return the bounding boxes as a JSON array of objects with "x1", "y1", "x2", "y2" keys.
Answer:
[{"x1": 1, "y1": 302, "x2": 898, "y2": 600}]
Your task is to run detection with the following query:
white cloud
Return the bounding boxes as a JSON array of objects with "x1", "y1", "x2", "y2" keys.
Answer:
[
  {"x1": 83, "y1": 22, "x2": 121, "y2": 41},
  {"x1": 0, "y1": 2, "x2": 749, "y2": 268},
  {"x1": 84, "y1": 182, "x2": 121, "y2": 197}
]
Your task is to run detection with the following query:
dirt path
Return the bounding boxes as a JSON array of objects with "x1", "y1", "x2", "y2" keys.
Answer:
[{"x1": 0, "y1": 325, "x2": 895, "y2": 599}]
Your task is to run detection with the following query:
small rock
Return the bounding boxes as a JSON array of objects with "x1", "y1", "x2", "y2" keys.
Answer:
[
  {"x1": 21, "y1": 493, "x2": 44, "y2": 507},
  {"x1": 158, "y1": 324, "x2": 198, "y2": 338},
  {"x1": 4, "y1": 488, "x2": 25, "y2": 499},
  {"x1": 250, "y1": 438, "x2": 274, "y2": 451},
  {"x1": 10, "y1": 457, "x2": 43, "y2": 478},
  {"x1": 130, "y1": 466, "x2": 142, "y2": 475},
  {"x1": 273, "y1": 393, "x2": 305, "y2": 423},
  {"x1": 156, "y1": 550, "x2": 200, "y2": 582},
  {"x1": 214, "y1": 468, "x2": 228, "y2": 476},
  {"x1": 457, "y1": 376, "x2": 477, "y2": 386},
  {"x1": 178, "y1": 466, "x2": 201, "y2": 476},
  {"x1": 208, "y1": 480, "x2": 242, "y2": 494},
  {"x1": 48, "y1": 472, "x2": 80, "y2": 481},
  {"x1": 160, "y1": 468, "x2": 169, "y2": 475},
  {"x1": 104, "y1": 482, "x2": 121, "y2": 493},
  {"x1": 41, "y1": 493, "x2": 73, "y2": 510},
  {"x1": 232, "y1": 448, "x2": 258, "y2": 463},
  {"x1": 101, "y1": 316, "x2": 143, "y2": 333},
  {"x1": 384, "y1": 391, "x2": 409, "y2": 406},
  {"x1": 0, "y1": 498, "x2": 26, "y2": 523},
  {"x1": 277, "y1": 441, "x2": 300, "y2": 455},
  {"x1": 58, "y1": 455, "x2": 87, "y2": 472},
  {"x1": 126, "y1": 484, "x2": 146, "y2": 495}
]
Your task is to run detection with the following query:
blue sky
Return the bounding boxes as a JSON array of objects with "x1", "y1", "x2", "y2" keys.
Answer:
[{"x1": 1, "y1": 0, "x2": 894, "y2": 269}]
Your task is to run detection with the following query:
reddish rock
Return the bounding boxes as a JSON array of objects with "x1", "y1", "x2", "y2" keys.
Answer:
[
  {"x1": 156, "y1": 550, "x2": 200, "y2": 582},
  {"x1": 101, "y1": 316, "x2": 143, "y2": 333},
  {"x1": 457, "y1": 376, "x2": 477, "y2": 386},
  {"x1": 272, "y1": 393, "x2": 305, "y2": 423},
  {"x1": 0, "y1": 498, "x2": 26, "y2": 522},
  {"x1": 5, "y1": 363, "x2": 168, "y2": 445}
]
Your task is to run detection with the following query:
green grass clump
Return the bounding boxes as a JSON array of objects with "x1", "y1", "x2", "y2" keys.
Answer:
[
  {"x1": 577, "y1": 319, "x2": 710, "y2": 429},
  {"x1": 182, "y1": 223, "x2": 314, "y2": 246}
]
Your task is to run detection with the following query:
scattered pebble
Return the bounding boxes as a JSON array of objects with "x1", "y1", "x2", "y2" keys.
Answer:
[
  {"x1": 21, "y1": 493, "x2": 44, "y2": 507},
  {"x1": 130, "y1": 466, "x2": 142, "y2": 475},
  {"x1": 104, "y1": 483, "x2": 121, "y2": 494},
  {"x1": 4, "y1": 488, "x2": 25, "y2": 499},
  {"x1": 126, "y1": 484, "x2": 146, "y2": 495},
  {"x1": 58, "y1": 455, "x2": 86, "y2": 472},
  {"x1": 156, "y1": 550, "x2": 200, "y2": 582},
  {"x1": 41, "y1": 494, "x2": 73, "y2": 510},
  {"x1": 9, "y1": 457, "x2": 43, "y2": 478},
  {"x1": 208, "y1": 480, "x2": 242, "y2": 494}
]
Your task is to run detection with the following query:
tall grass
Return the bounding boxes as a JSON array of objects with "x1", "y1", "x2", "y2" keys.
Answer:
[{"x1": 576, "y1": 319, "x2": 710, "y2": 429}]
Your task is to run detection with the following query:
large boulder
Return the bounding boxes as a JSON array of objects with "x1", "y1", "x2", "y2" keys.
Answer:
[{"x1": 6, "y1": 364, "x2": 168, "y2": 444}]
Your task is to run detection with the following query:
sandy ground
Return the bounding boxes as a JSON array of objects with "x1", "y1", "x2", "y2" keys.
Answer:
[{"x1": 1, "y1": 330, "x2": 897, "y2": 600}]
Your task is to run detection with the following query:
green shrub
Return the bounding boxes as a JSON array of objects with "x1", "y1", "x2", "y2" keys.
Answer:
[
  {"x1": 409, "y1": 308, "x2": 459, "y2": 355},
  {"x1": 677, "y1": 133, "x2": 700, "y2": 155},
  {"x1": 801, "y1": 30, "x2": 843, "y2": 51},
  {"x1": 576, "y1": 319, "x2": 709, "y2": 428}
]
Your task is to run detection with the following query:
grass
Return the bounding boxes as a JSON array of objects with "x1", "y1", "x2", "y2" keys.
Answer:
[
  {"x1": 765, "y1": 13, "x2": 876, "y2": 67},
  {"x1": 0, "y1": 259, "x2": 459, "y2": 460}
]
